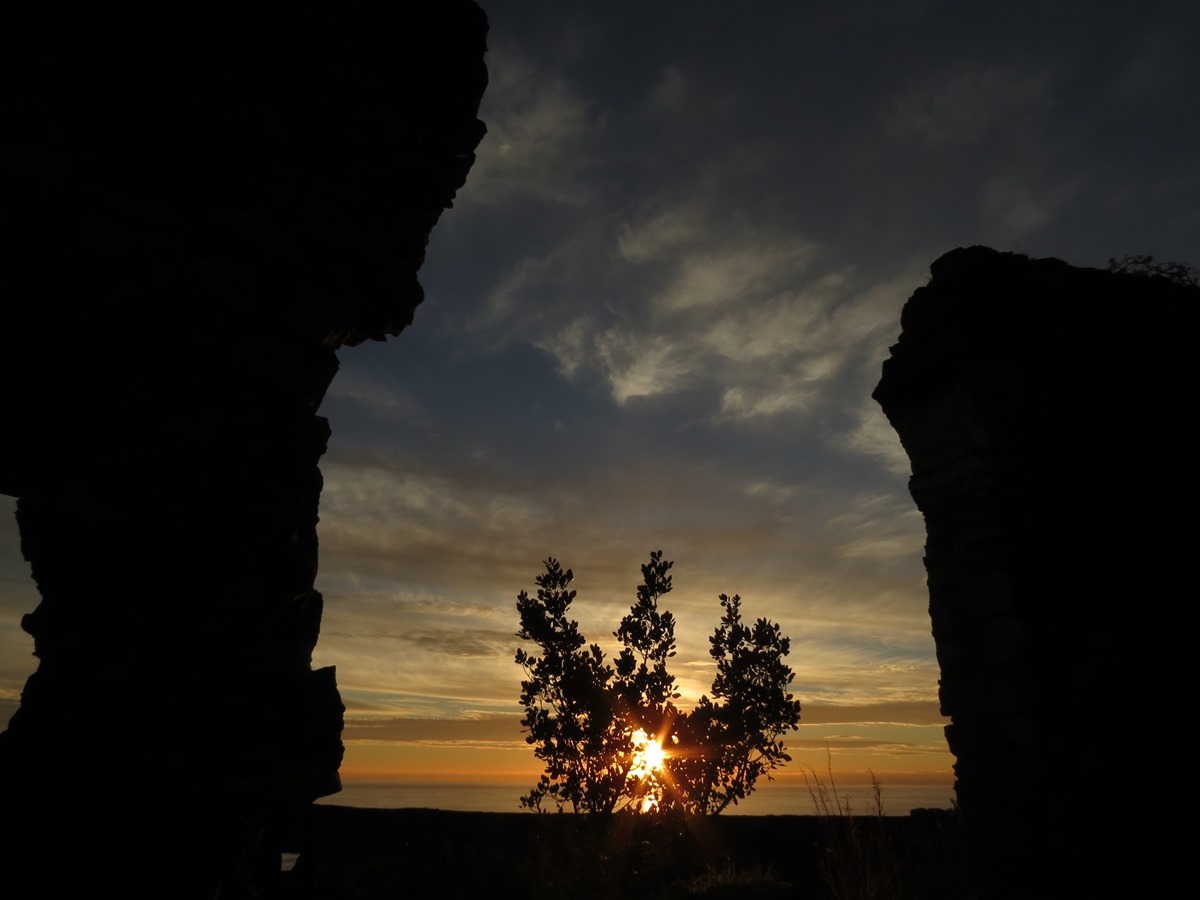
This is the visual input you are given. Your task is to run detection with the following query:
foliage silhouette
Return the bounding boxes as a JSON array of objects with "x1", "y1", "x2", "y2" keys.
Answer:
[
  {"x1": 514, "y1": 557, "x2": 628, "y2": 813},
  {"x1": 1108, "y1": 254, "x2": 1199, "y2": 286},
  {"x1": 679, "y1": 593, "x2": 803, "y2": 813},
  {"x1": 515, "y1": 551, "x2": 801, "y2": 814}
]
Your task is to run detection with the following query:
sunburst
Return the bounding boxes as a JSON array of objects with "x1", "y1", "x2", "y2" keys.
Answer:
[{"x1": 628, "y1": 728, "x2": 668, "y2": 811}]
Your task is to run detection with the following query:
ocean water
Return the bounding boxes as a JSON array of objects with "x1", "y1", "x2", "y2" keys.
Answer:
[{"x1": 320, "y1": 780, "x2": 955, "y2": 816}]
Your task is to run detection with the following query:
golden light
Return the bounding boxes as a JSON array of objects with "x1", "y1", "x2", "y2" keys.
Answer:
[
  {"x1": 629, "y1": 728, "x2": 665, "y2": 776},
  {"x1": 628, "y1": 728, "x2": 667, "y2": 812}
]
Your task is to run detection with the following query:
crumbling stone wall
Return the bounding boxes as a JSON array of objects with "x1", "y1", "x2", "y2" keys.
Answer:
[
  {"x1": 0, "y1": 4, "x2": 487, "y2": 896},
  {"x1": 874, "y1": 246, "x2": 1199, "y2": 898}
]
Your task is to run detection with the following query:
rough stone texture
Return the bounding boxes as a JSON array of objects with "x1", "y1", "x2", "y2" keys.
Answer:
[
  {"x1": 874, "y1": 246, "x2": 1199, "y2": 898},
  {"x1": 0, "y1": 3, "x2": 486, "y2": 896}
]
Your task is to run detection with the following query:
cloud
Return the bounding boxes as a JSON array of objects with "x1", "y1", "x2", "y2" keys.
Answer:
[
  {"x1": 644, "y1": 65, "x2": 687, "y2": 115},
  {"x1": 800, "y1": 701, "x2": 945, "y2": 726},
  {"x1": 493, "y1": 202, "x2": 913, "y2": 429},
  {"x1": 591, "y1": 329, "x2": 694, "y2": 403},
  {"x1": 325, "y1": 370, "x2": 420, "y2": 422},
  {"x1": 323, "y1": 626, "x2": 514, "y2": 660},
  {"x1": 981, "y1": 172, "x2": 1084, "y2": 243},
  {"x1": 336, "y1": 703, "x2": 947, "y2": 755},
  {"x1": 319, "y1": 457, "x2": 549, "y2": 570},
  {"x1": 313, "y1": 429, "x2": 936, "y2": 724},
  {"x1": 462, "y1": 39, "x2": 599, "y2": 206},
  {"x1": 470, "y1": 235, "x2": 614, "y2": 353},
  {"x1": 842, "y1": 397, "x2": 912, "y2": 475},
  {"x1": 342, "y1": 715, "x2": 526, "y2": 748},
  {"x1": 880, "y1": 62, "x2": 1053, "y2": 146},
  {"x1": 827, "y1": 493, "x2": 924, "y2": 563}
]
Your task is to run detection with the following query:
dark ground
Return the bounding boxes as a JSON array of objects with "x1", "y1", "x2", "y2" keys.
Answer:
[{"x1": 271, "y1": 805, "x2": 963, "y2": 899}]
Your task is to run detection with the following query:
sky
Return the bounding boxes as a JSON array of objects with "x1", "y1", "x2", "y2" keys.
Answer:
[{"x1": 2, "y1": 1, "x2": 1198, "y2": 802}]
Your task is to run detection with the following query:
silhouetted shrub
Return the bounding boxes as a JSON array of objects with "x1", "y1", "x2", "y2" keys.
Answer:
[
  {"x1": 1108, "y1": 254, "x2": 1199, "y2": 286},
  {"x1": 515, "y1": 551, "x2": 801, "y2": 815}
]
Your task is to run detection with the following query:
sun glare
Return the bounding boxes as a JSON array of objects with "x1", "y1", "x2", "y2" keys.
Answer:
[
  {"x1": 629, "y1": 728, "x2": 665, "y2": 775},
  {"x1": 628, "y1": 728, "x2": 667, "y2": 812}
]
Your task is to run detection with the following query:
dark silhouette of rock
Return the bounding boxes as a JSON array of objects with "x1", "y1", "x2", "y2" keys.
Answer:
[
  {"x1": 874, "y1": 246, "x2": 1199, "y2": 898},
  {"x1": 0, "y1": 3, "x2": 487, "y2": 895}
]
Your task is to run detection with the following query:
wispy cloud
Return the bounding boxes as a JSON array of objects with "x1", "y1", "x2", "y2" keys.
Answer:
[
  {"x1": 800, "y1": 702, "x2": 945, "y2": 726},
  {"x1": 880, "y1": 62, "x2": 1054, "y2": 146},
  {"x1": 342, "y1": 715, "x2": 526, "y2": 748},
  {"x1": 642, "y1": 65, "x2": 688, "y2": 116},
  {"x1": 841, "y1": 397, "x2": 912, "y2": 476},
  {"x1": 827, "y1": 493, "x2": 925, "y2": 563},
  {"x1": 463, "y1": 39, "x2": 599, "y2": 206},
  {"x1": 981, "y1": 171, "x2": 1084, "y2": 243},
  {"x1": 325, "y1": 370, "x2": 421, "y2": 422},
  {"x1": 486, "y1": 202, "x2": 915, "y2": 435}
]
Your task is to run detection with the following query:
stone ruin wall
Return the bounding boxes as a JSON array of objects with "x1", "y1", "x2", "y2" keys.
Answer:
[
  {"x1": 0, "y1": 4, "x2": 487, "y2": 895},
  {"x1": 874, "y1": 246, "x2": 1199, "y2": 898}
]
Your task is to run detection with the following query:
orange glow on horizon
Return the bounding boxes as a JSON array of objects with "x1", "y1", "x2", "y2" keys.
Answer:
[{"x1": 333, "y1": 715, "x2": 955, "y2": 789}]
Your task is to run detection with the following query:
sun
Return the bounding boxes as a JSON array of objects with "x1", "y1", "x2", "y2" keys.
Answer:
[
  {"x1": 629, "y1": 728, "x2": 665, "y2": 776},
  {"x1": 627, "y1": 728, "x2": 668, "y2": 812},
  {"x1": 628, "y1": 729, "x2": 667, "y2": 777}
]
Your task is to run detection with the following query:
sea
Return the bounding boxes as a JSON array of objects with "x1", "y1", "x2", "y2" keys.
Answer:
[{"x1": 319, "y1": 780, "x2": 955, "y2": 816}]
